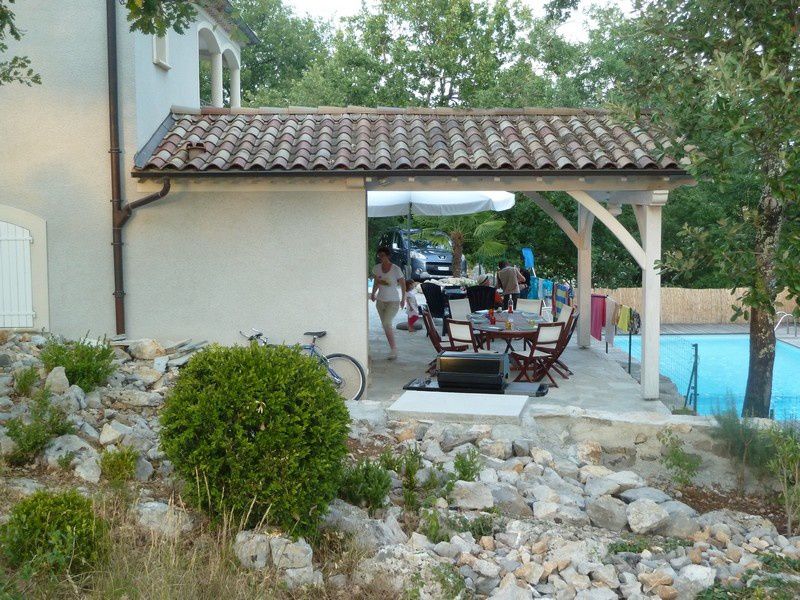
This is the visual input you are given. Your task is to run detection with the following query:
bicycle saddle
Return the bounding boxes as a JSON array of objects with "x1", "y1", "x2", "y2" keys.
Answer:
[{"x1": 304, "y1": 330, "x2": 327, "y2": 338}]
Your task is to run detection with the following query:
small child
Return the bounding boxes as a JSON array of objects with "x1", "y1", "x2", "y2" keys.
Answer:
[{"x1": 405, "y1": 280, "x2": 420, "y2": 332}]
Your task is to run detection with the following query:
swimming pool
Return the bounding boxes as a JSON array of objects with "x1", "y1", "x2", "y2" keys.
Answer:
[{"x1": 614, "y1": 334, "x2": 800, "y2": 419}]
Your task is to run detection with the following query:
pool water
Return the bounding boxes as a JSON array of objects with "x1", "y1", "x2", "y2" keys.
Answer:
[{"x1": 614, "y1": 334, "x2": 800, "y2": 419}]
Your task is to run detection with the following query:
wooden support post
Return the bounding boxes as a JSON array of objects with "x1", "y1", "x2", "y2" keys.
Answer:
[
  {"x1": 577, "y1": 205, "x2": 594, "y2": 348},
  {"x1": 637, "y1": 195, "x2": 667, "y2": 399}
]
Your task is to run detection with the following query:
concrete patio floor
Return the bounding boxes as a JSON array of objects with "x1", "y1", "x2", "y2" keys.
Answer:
[{"x1": 364, "y1": 295, "x2": 675, "y2": 416}]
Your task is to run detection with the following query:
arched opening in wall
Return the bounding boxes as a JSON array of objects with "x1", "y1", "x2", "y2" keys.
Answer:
[
  {"x1": 198, "y1": 26, "x2": 222, "y2": 107},
  {"x1": 0, "y1": 206, "x2": 49, "y2": 331}
]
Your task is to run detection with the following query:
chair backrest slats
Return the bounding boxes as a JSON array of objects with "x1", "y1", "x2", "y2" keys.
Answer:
[
  {"x1": 421, "y1": 282, "x2": 447, "y2": 319},
  {"x1": 536, "y1": 322, "x2": 564, "y2": 345},
  {"x1": 449, "y1": 297, "x2": 471, "y2": 321},
  {"x1": 516, "y1": 298, "x2": 542, "y2": 314},
  {"x1": 421, "y1": 306, "x2": 443, "y2": 352}
]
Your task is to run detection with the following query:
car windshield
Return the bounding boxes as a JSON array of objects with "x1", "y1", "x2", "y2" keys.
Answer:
[{"x1": 409, "y1": 234, "x2": 450, "y2": 251}]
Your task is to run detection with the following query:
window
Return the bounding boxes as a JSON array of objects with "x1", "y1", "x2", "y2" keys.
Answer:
[{"x1": 152, "y1": 35, "x2": 170, "y2": 70}]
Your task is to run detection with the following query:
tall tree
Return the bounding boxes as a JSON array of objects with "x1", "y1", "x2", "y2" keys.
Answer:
[
  {"x1": 237, "y1": 0, "x2": 326, "y2": 103},
  {"x1": 623, "y1": 0, "x2": 800, "y2": 417}
]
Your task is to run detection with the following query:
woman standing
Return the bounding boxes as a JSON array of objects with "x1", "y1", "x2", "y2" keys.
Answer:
[{"x1": 370, "y1": 246, "x2": 406, "y2": 359}]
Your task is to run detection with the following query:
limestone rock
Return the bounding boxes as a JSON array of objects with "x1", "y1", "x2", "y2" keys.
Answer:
[
  {"x1": 584, "y1": 476, "x2": 621, "y2": 497},
  {"x1": 627, "y1": 499, "x2": 670, "y2": 534},
  {"x1": 575, "y1": 589, "x2": 618, "y2": 600},
  {"x1": 606, "y1": 470, "x2": 645, "y2": 491},
  {"x1": 489, "y1": 573, "x2": 533, "y2": 599},
  {"x1": 45, "y1": 366, "x2": 70, "y2": 394},
  {"x1": 99, "y1": 420, "x2": 132, "y2": 445},
  {"x1": 586, "y1": 494, "x2": 628, "y2": 532},
  {"x1": 491, "y1": 484, "x2": 533, "y2": 518},
  {"x1": 135, "y1": 501, "x2": 193, "y2": 537},
  {"x1": 479, "y1": 438, "x2": 513, "y2": 460},
  {"x1": 322, "y1": 499, "x2": 407, "y2": 552},
  {"x1": 270, "y1": 537, "x2": 313, "y2": 570},
  {"x1": 576, "y1": 440, "x2": 602, "y2": 465},
  {"x1": 675, "y1": 564, "x2": 716, "y2": 597},
  {"x1": 451, "y1": 481, "x2": 494, "y2": 510},
  {"x1": 282, "y1": 566, "x2": 323, "y2": 589},
  {"x1": 105, "y1": 389, "x2": 162, "y2": 407},
  {"x1": 352, "y1": 544, "x2": 448, "y2": 599},
  {"x1": 127, "y1": 339, "x2": 165, "y2": 360},
  {"x1": 619, "y1": 486, "x2": 671, "y2": 504},
  {"x1": 234, "y1": 530, "x2": 270, "y2": 570},
  {"x1": 43, "y1": 434, "x2": 100, "y2": 481}
]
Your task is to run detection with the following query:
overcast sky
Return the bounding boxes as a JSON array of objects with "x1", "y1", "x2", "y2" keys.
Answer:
[{"x1": 283, "y1": 0, "x2": 633, "y2": 43}]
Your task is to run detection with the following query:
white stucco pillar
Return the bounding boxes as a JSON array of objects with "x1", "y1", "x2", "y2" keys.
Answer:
[
  {"x1": 230, "y1": 67, "x2": 241, "y2": 108},
  {"x1": 210, "y1": 52, "x2": 223, "y2": 108},
  {"x1": 638, "y1": 196, "x2": 666, "y2": 399},
  {"x1": 576, "y1": 205, "x2": 594, "y2": 348}
]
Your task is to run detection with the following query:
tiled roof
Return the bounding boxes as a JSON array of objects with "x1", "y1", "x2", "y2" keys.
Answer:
[{"x1": 136, "y1": 107, "x2": 681, "y2": 175}]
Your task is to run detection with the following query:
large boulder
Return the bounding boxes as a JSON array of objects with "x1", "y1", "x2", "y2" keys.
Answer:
[
  {"x1": 586, "y1": 494, "x2": 628, "y2": 532},
  {"x1": 43, "y1": 434, "x2": 100, "y2": 483},
  {"x1": 127, "y1": 339, "x2": 165, "y2": 360},
  {"x1": 322, "y1": 499, "x2": 407, "y2": 552},
  {"x1": 45, "y1": 366, "x2": 70, "y2": 394},
  {"x1": 674, "y1": 564, "x2": 716, "y2": 597},
  {"x1": 451, "y1": 481, "x2": 494, "y2": 510},
  {"x1": 491, "y1": 484, "x2": 533, "y2": 518},
  {"x1": 619, "y1": 487, "x2": 671, "y2": 504},
  {"x1": 134, "y1": 501, "x2": 193, "y2": 537},
  {"x1": 627, "y1": 498, "x2": 670, "y2": 534},
  {"x1": 234, "y1": 530, "x2": 270, "y2": 570},
  {"x1": 270, "y1": 537, "x2": 313, "y2": 570}
]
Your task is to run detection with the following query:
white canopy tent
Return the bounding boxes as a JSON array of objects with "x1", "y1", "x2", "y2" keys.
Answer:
[
  {"x1": 367, "y1": 190, "x2": 515, "y2": 278},
  {"x1": 367, "y1": 190, "x2": 515, "y2": 217}
]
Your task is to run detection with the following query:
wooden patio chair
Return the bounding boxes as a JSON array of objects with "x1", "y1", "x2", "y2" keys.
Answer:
[
  {"x1": 552, "y1": 313, "x2": 579, "y2": 378},
  {"x1": 466, "y1": 285, "x2": 496, "y2": 312},
  {"x1": 516, "y1": 298, "x2": 543, "y2": 315},
  {"x1": 444, "y1": 319, "x2": 484, "y2": 352},
  {"x1": 421, "y1": 306, "x2": 467, "y2": 374},
  {"x1": 509, "y1": 322, "x2": 565, "y2": 384}
]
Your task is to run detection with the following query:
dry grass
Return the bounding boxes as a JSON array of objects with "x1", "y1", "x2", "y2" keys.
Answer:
[
  {"x1": 0, "y1": 329, "x2": 10, "y2": 345},
  {"x1": 0, "y1": 489, "x2": 400, "y2": 600}
]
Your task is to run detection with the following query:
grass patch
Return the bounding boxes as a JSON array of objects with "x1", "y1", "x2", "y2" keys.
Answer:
[
  {"x1": 339, "y1": 458, "x2": 392, "y2": 515},
  {"x1": 453, "y1": 448, "x2": 481, "y2": 482},
  {"x1": 13, "y1": 366, "x2": 38, "y2": 397},
  {"x1": 100, "y1": 446, "x2": 139, "y2": 486}
]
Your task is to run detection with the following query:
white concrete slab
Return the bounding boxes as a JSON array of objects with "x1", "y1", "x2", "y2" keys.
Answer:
[{"x1": 388, "y1": 390, "x2": 530, "y2": 424}]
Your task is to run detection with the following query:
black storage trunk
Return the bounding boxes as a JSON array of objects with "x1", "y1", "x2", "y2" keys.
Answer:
[{"x1": 436, "y1": 352, "x2": 509, "y2": 391}]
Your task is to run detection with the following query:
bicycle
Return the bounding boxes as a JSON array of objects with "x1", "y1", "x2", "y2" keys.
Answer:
[{"x1": 240, "y1": 328, "x2": 366, "y2": 402}]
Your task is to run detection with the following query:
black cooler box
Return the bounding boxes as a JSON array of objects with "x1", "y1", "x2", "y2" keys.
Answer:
[{"x1": 436, "y1": 352, "x2": 509, "y2": 391}]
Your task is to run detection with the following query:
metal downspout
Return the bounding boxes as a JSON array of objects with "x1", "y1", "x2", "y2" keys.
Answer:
[
  {"x1": 106, "y1": 0, "x2": 126, "y2": 334},
  {"x1": 107, "y1": 0, "x2": 170, "y2": 334}
]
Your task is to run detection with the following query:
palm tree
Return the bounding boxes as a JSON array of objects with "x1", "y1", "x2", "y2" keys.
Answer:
[{"x1": 415, "y1": 213, "x2": 507, "y2": 277}]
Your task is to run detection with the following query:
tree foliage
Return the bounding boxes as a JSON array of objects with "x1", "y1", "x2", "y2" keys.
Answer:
[{"x1": 0, "y1": 0, "x2": 40, "y2": 86}]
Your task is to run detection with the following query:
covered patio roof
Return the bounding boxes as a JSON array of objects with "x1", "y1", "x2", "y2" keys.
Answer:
[{"x1": 131, "y1": 106, "x2": 696, "y2": 402}]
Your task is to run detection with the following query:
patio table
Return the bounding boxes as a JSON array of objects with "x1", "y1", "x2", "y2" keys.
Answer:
[{"x1": 471, "y1": 311, "x2": 545, "y2": 353}]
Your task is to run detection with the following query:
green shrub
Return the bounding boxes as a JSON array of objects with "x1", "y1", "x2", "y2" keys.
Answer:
[
  {"x1": 159, "y1": 344, "x2": 350, "y2": 537},
  {"x1": 100, "y1": 446, "x2": 139, "y2": 486},
  {"x1": 13, "y1": 366, "x2": 38, "y2": 397},
  {"x1": 0, "y1": 489, "x2": 107, "y2": 577},
  {"x1": 454, "y1": 447, "x2": 481, "y2": 482},
  {"x1": 767, "y1": 425, "x2": 800, "y2": 535},
  {"x1": 339, "y1": 459, "x2": 391, "y2": 514},
  {"x1": 5, "y1": 388, "x2": 74, "y2": 466},
  {"x1": 712, "y1": 408, "x2": 774, "y2": 484},
  {"x1": 657, "y1": 429, "x2": 701, "y2": 488},
  {"x1": 40, "y1": 336, "x2": 115, "y2": 392}
]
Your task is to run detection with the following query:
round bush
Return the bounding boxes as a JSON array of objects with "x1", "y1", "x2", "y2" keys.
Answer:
[
  {"x1": 160, "y1": 344, "x2": 350, "y2": 537},
  {"x1": 0, "y1": 489, "x2": 108, "y2": 576}
]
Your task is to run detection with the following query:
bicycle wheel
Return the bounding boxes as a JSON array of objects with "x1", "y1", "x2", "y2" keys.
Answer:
[{"x1": 325, "y1": 353, "x2": 366, "y2": 401}]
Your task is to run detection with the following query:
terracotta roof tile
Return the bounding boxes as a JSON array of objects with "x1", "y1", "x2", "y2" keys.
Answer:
[{"x1": 136, "y1": 107, "x2": 681, "y2": 174}]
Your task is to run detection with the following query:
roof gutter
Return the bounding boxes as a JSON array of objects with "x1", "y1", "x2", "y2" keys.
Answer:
[{"x1": 107, "y1": 0, "x2": 170, "y2": 334}]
